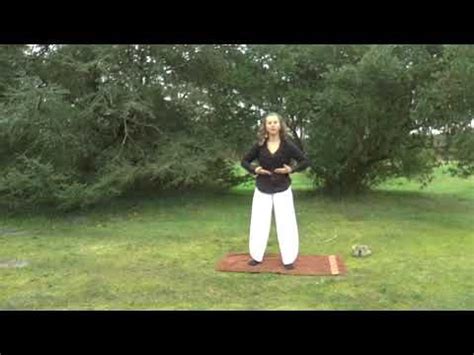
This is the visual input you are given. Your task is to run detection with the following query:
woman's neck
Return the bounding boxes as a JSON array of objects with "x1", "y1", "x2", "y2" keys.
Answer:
[{"x1": 267, "y1": 133, "x2": 280, "y2": 142}]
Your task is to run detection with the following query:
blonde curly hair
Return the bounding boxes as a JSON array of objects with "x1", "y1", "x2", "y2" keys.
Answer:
[{"x1": 257, "y1": 112, "x2": 289, "y2": 146}]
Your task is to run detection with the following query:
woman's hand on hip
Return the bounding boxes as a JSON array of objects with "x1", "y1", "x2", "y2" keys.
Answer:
[
  {"x1": 274, "y1": 164, "x2": 292, "y2": 174},
  {"x1": 255, "y1": 166, "x2": 273, "y2": 175}
]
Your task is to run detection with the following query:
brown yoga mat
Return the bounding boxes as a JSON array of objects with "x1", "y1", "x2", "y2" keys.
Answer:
[{"x1": 216, "y1": 253, "x2": 347, "y2": 276}]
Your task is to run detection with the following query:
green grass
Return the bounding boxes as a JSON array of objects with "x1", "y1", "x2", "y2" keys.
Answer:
[{"x1": 0, "y1": 164, "x2": 473, "y2": 309}]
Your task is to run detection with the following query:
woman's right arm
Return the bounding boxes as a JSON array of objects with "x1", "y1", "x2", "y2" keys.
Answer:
[{"x1": 241, "y1": 143, "x2": 259, "y2": 175}]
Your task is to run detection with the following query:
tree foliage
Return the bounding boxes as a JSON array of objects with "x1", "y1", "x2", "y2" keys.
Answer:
[{"x1": 0, "y1": 44, "x2": 472, "y2": 209}]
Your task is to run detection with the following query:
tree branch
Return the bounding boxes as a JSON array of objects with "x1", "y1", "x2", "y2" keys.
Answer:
[
  {"x1": 134, "y1": 121, "x2": 164, "y2": 135},
  {"x1": 121, "y1": 116, "x2": 130, "y2": 146}
]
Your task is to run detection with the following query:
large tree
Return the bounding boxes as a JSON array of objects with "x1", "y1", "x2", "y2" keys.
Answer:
[
  {"x1": 0, "y1": 44, "x2": 472, "y2": 210},
  {"x1": 304, "y1": 45, "x2": 472, "y2": 193}
]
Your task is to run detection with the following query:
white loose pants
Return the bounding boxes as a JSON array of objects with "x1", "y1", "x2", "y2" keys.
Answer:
[{"x1": 248, "y1": 186, "x2": 299, "y2": 265}]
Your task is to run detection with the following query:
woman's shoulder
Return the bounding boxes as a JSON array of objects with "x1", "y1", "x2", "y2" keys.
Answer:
[
  {"x1": 284, "y1": 137, "x2": 298, "y2": 149},
  {"x1": 247, "y1": 141, "x2": 263, "y2": 152}
]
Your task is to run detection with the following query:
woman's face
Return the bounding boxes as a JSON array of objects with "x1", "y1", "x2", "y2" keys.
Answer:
[{"x1": 265, "y1": 115, "x2": 281, "y2": 136}]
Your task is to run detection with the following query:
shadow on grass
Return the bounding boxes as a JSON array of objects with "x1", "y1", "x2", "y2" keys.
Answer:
[{"x1": 1, "y1": 181, "x2": 472, "y2": 222}]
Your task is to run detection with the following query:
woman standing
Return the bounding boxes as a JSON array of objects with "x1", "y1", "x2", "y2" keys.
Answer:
[{"x1": 241, "y1": 113, "x2": 310, "y2": 270}]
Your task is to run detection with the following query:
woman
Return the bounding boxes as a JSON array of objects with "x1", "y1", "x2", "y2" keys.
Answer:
[{"x1": 241, "y1": 112, "x2": 310, "y2": 270}]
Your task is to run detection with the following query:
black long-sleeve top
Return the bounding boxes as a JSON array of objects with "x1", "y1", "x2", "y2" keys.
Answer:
[{"x1": 241, "y1": 137, "x2": 310, "y2": 193}]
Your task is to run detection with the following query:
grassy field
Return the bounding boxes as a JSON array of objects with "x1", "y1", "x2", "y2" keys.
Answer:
[{"x1": 0, "y1": 164, "x2": 473, "y2": 309}]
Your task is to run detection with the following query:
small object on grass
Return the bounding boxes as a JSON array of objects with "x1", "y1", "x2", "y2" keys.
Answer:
[
  {"x1": 0, "y1": 228, "x2": 28, "y2": 236},
  {"x1": 0, "y1": 259, "x2": 29, "y2": 268},
  {"x1": 351, "y1": 244, "x2": 372, "y2": 257}
]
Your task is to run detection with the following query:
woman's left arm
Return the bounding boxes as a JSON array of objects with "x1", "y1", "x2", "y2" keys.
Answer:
[{"x1": 288, "y1": 141, "x2": 310, "y2": 173}]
